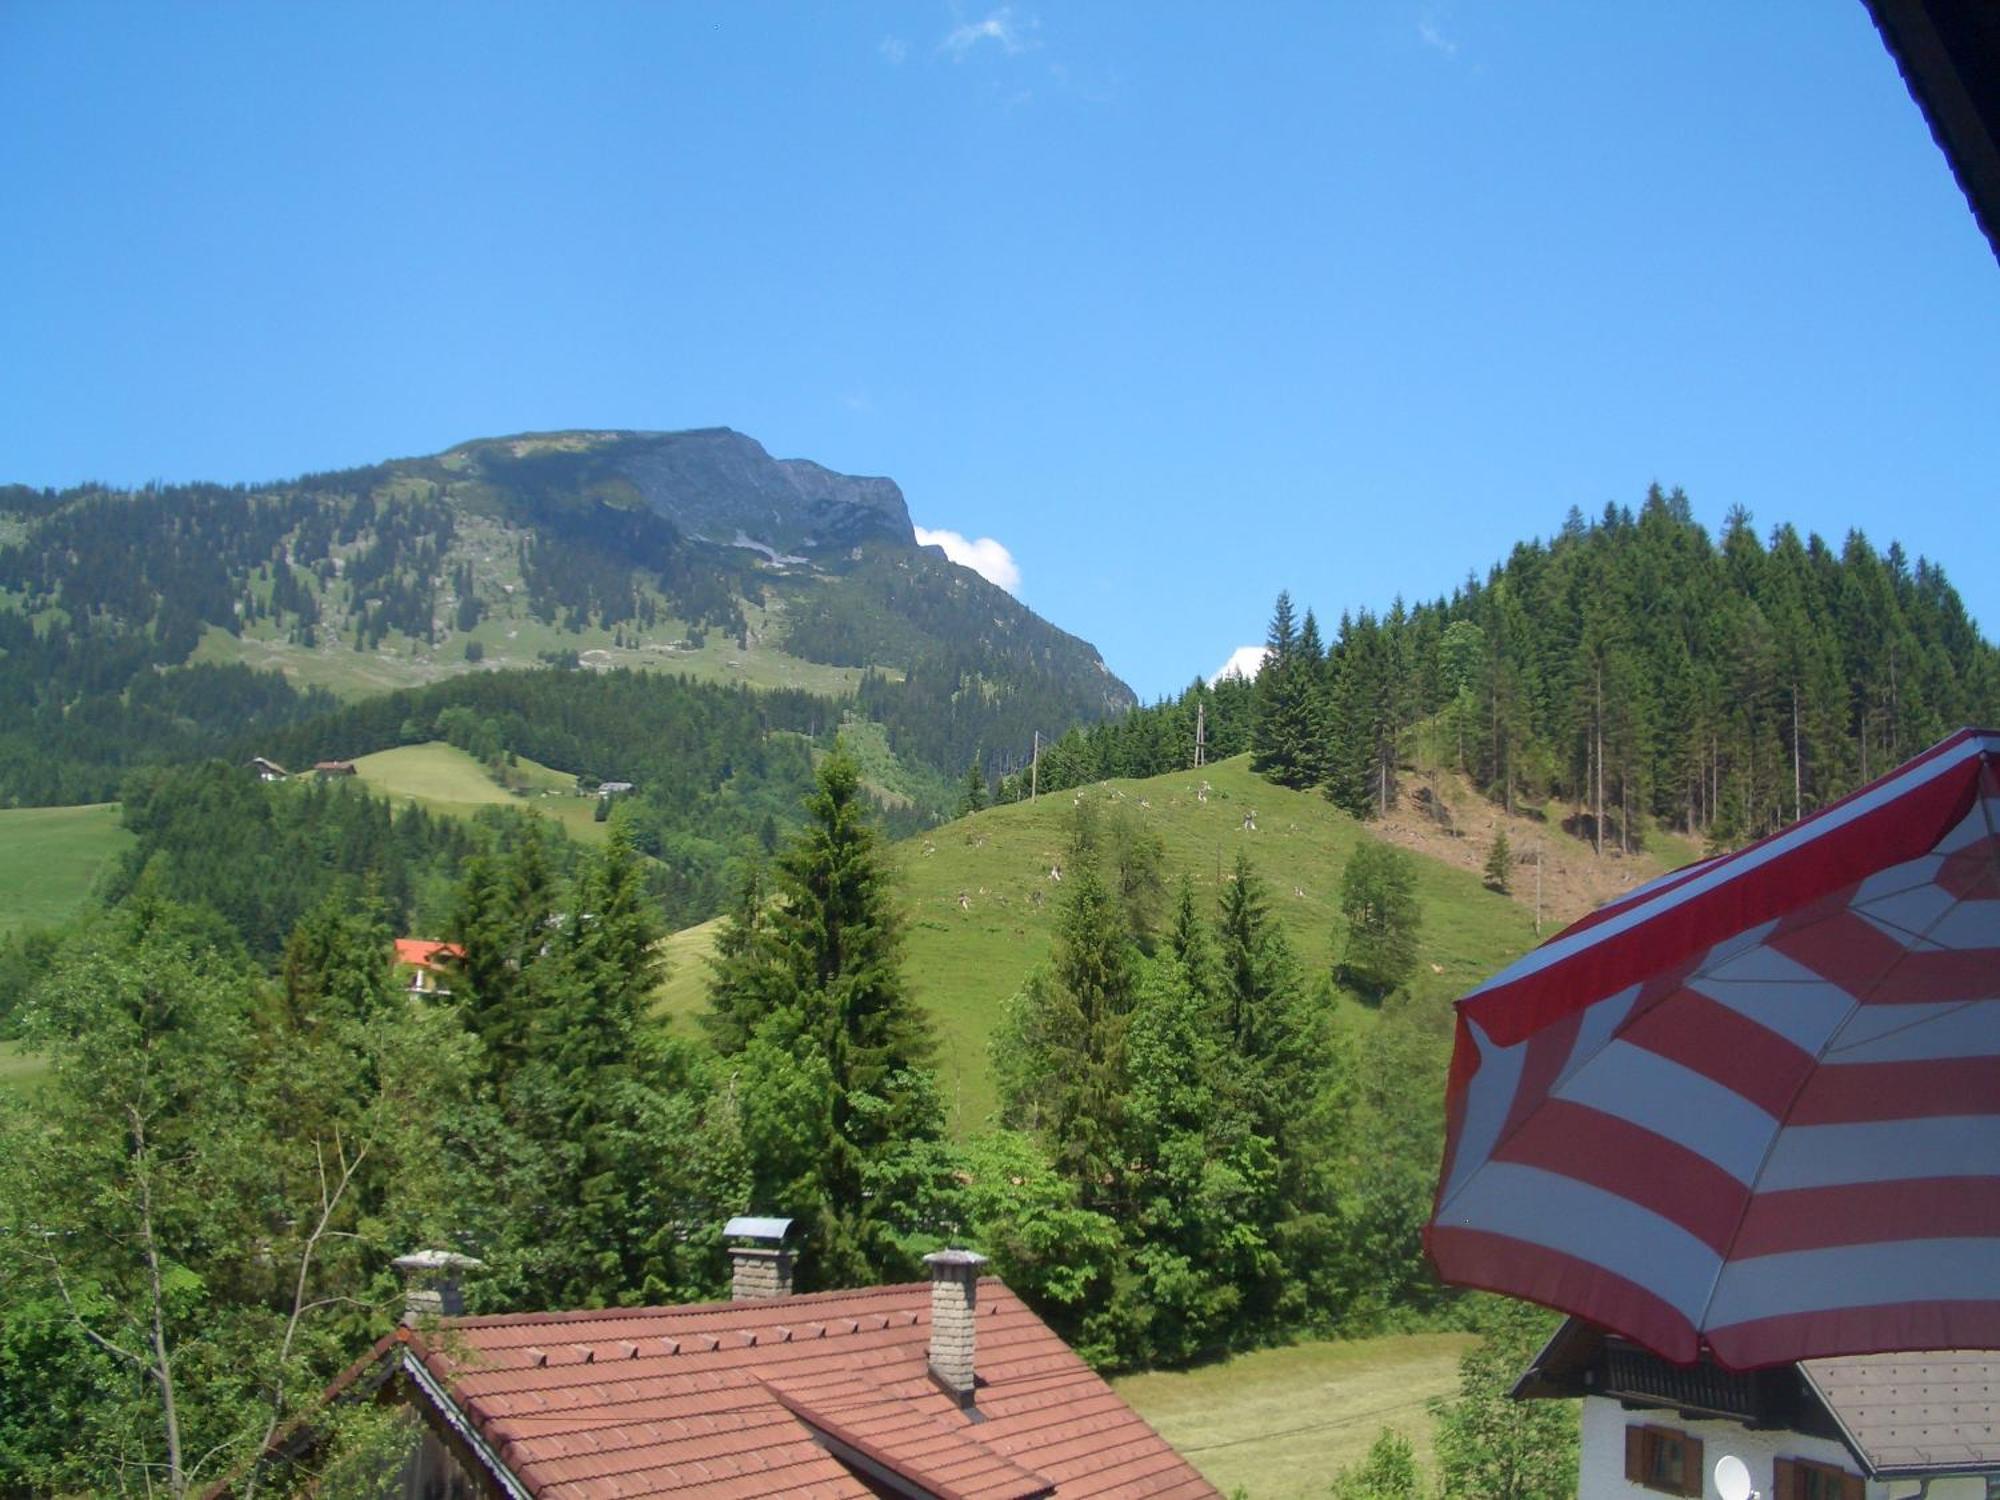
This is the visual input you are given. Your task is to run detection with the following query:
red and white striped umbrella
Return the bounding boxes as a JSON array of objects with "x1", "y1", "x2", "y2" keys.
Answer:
[{"x1": 1427, "y1": 728, "x2": 2000, "y2": 1369}]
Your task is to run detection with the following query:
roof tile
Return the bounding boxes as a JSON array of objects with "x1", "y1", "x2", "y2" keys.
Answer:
[{"x1": 386, "y1": 1279, "x2": 1213, "y2": 1499}]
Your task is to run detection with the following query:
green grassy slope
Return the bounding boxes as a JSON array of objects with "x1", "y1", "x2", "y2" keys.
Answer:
[
  {"x1": 0, "y1": 803, "x2": 132, "y2": 939},
  {"x1": 894, "y1": 755, "x2": 1545, "y2": 1127},
  {"x1": 656, "y1": 755, "x2": 1549, "y2": 1128},
  {"x1": 1115, "y1": 1331, "x2": 1476, "y2": 1498},
  {"x1": 350, "y1": 741, "x2": 609, "y2": 845},
  {"x1": 657, "y1": 916, "x2": 725, "y2": 1027}
]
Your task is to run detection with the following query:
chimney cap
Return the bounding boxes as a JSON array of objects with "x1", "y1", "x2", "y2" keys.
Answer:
[
  {"x1": 724, "y1": 1215, "x2": 793, "y2": 1243},
  {"x1": 393, "y1": 1250, "x2": 484, "y2": 1273},
  {"x1": 924, "y1": 1248, "x2": 989, "y2": 1271}
]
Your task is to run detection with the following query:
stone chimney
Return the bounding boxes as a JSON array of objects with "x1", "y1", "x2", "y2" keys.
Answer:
[
  {"x1": 392, "y1": 1250, "x2": 483, "y2": 1327},
  {"x1": 724, "y1": 1215, "x2": 794, "y2": 1301},
  {"x1": 924, "y1": 1248, "x2": 988, "y2": 1407}
]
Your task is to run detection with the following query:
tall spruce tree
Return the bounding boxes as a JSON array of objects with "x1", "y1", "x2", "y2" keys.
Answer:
[
  {"x1": 993, "y1": 807, "x2": 1139, "y2": 1210},
  {"x1": 960, "y1": 754, "x2": 989, "y2": 815},
  {"x1": 1252, "y1": 590, "x2": 1321, "y2": 787},
  {"x1": 703, "y1": 750, "x2": 939, "y2": 1285}
]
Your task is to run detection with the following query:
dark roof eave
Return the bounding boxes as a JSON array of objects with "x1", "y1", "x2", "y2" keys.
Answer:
[{"x1": 1863, "y1": 0, "x2": 2000, "y2": 264}]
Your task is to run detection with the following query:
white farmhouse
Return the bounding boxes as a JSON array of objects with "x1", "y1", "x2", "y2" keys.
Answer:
[{"x1": 1520, "y1": 1320, "x2": 2000, "y2": 1499}]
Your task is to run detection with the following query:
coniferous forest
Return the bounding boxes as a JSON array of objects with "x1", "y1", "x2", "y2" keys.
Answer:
[{"x1": 1014, "y1": 489, "x2": 1999, "y2": 847}]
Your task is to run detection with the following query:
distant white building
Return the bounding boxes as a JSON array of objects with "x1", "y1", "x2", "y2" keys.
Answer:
[
  {"x1": 597, "y1": 780, "x2": 634, "y2": 797},
  {"x1": 1521, "y1": 1320, "x2": 2000, "y2": 1499}
]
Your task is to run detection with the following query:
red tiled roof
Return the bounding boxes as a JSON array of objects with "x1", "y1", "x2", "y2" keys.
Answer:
[
  {"x1": 394, "y1": 939, "x2": 465, "y2": 969},
  {"x1": 391, "y1": 1279, "x2": 1219, "y2": 1500}
]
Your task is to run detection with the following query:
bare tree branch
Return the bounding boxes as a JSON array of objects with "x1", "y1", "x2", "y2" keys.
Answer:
[{"x1": 238, "y1": 1136, "x2": 369, "y2": 1500}]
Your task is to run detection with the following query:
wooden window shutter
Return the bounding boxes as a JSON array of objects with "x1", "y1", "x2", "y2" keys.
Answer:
[
  {"x1": 1773, "y1": 1458, "x2": 1796, "y2": 1499},
  {"x1": 1626, "y1": 1425, "x2": 1646, "y2": 1483},
  {"x1": 1840, "y1": 1474, "x2": 1864, "y2": 1500},
  {"x1": 1680, "y1": 1435, "x2": 1704, "y2": 1497}
]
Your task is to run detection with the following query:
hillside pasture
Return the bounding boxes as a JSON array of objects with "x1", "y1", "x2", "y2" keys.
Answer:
[
  {"x1": 350, "y1": 741, "x2": 609, "y2": 845},
  {"x1": 655, "y1": 916, "x2": 724, "y2": 1030},
  {"x1": 890, "y1": 755, "x2": 1543, "y2": 1127},
  {"x1": 0, "y1": 802, "x2": 132, "y2": 939},
  {"x1": 1115, "y1": 1331, "x2": 1476, "y2": 1498}
]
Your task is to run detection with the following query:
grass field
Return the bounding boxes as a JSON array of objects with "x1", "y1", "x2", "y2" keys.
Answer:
[
  {"x1": 350, "y1": 742, "x2": 610, "y2": 845},
  {"x1": 657, "y1": 916, "x2": 725, "y2": 1030},
  {"x1": 1115, "y1": 1331, "x2": 1476, "y2": 1498},
  {"x1": 0, "y1": 1039, "x2": 48, "y2": 1096},
  {"x1": 0, "y1": 802, "x2": 132, "y2": 940},
  {"x1": 883, "y1": 755, "x2": 1545, "y2": 1128},
  {"x1": 659, "y1": 750, "x2": 1704, "y2": 1129}
]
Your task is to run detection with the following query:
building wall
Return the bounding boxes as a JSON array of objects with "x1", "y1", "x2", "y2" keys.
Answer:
[{"x1": 1578, "y1": 1394, "x2": 1883, "y2": 1499}]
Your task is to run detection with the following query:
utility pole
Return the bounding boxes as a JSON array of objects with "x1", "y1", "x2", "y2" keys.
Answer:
[
  {"x1": 1030, "y1": 730, "x2": 1040, "y2": 802},
  {"x1": 1534, "y1": 839, "x2": 1543, "y2": 937},
  {"x1": 1194, "y1": 701, "x2": 1206, "y2": 769}
]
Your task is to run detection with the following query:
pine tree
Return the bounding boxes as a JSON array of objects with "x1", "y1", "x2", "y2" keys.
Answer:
[
  {"x1": 1252, "y1": 591, "x2": 1321, "y2": 788},
  {"x1": 1166, "y1": 874, "x2": 1213, "y2": 1002},
  {"x1": 1483, "y1": 828, "x2": 1512, "y2": 894},
  {"x1": 704, "y1": 750, "x2": 938, "y2": 1285},
  {"x1": 959, "y1": 753, "x2": 988, "y2": 815}
]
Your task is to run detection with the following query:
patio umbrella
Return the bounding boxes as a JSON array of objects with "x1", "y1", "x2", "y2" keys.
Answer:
[{"x1": 1427, "y1": 727, "x2": 2000, "y2": 1369}]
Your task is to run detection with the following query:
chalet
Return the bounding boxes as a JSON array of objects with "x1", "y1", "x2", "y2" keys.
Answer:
[
  {"x1": 246, "y1": 756, "x2": 289, "y2": 781},
  {"x1": 392, "y1": 939, "x2": 463, "y2": 996},
  {"x1": 314, "y1": 760, "x2": 358, "y2": 778},
  {"x1": 596, "y1": 779, "x2": 634, "y2": 797},
  {"x1": 1519, "y1": 1319, "x2": 2000, "y2": 1499},
  {"x1": 329, "y1": 1227, "x2": 1219, "y2": 1499}
]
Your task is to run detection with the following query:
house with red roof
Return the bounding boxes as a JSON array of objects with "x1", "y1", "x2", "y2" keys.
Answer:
[
  {"x1": 336, "y1": 1233, "x2": 1220, "y2": 1500},
  {"x1": 393, "y1": 939, "x2": 464, "y2": 997}
]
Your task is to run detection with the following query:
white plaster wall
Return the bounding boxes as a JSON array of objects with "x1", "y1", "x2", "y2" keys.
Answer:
[{"x1": 1578, "y1": 1394, "x2": 1885, "y2": 1500}]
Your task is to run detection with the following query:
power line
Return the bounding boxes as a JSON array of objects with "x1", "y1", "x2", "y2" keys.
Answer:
[{"x1": 1177, "y1": 1392, "x2": 1439, "y2": 1455}]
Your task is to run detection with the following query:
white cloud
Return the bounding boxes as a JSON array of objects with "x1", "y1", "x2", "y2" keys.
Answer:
[
  {"x1": 1417, "y1": 14, "x2": 1459, "y2": 56},
  {"x1": 940, "y1": 7, "x2": 1034, "y2": 61},
  {"x1": 1209, "y1": 645, "x2": 1269, "y2": 686},
  {"x1": 915, "y1": 525, "x2": 1021, "y2": 594},
  {"x1": 877, "y1": 35, "x2": 908, "y2": 65}
]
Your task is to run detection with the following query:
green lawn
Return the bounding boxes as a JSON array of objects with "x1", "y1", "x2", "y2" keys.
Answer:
[
  {"x1": 0, "y1": 802, "x2": 132, "y2": 940},
  {"x1": 0, "y1": 1039, "x2": 48, "y2": 1096},
  {"x1": 350, "y1": 741, "x2": 609, "y2": 845},
  {"x1": 1115, "y1": 1332, "x2": 1475, "y2": 1499}
]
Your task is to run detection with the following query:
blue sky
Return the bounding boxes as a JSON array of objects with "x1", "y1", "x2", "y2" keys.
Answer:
[{"x1": 3, "y1": 2, "x2": 1995, "y2": 700}]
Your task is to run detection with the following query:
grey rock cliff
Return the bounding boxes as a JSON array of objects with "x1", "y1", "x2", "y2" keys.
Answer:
[{"x1": 599, "y1": 428, "x2": 913, "y2": 553}]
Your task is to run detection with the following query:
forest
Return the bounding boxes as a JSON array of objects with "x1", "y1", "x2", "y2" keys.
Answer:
[{"x1": 1013, "y1": 490, "x2": 2000, "y2": 846}]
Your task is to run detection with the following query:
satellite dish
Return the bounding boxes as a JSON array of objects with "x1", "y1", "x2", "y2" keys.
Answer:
[{"x1": 1714, "y1": 1454, "x2": 1754, "y2": 1500}]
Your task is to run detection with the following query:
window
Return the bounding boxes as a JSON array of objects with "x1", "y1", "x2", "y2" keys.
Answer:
[
  {"x1": 1774, "y1": 1457, "x2": 1865, "y2": 1500},
  {"x1": 1625, "y1": 1424, "x2": 1703, "y2": 1496}
]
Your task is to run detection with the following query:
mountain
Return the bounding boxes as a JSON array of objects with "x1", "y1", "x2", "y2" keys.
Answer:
[
  {"x1": 0, "y1": 429, "x2": 1134, "y2": 807},
  {"x1": 447, "y1": 427, "x2": 916, "y2": 555}
]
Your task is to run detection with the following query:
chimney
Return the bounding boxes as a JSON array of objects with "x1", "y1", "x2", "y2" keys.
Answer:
[
  {"x1": 924, "y1": 1248, "x2": 988, "y2": 1407},
  {"x1": 724, "y1": 1216, "x2": 794, "y2": 1300},
  {"x1": 392, "y1": 1250, "x2": 483, "y2": 1327}
]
